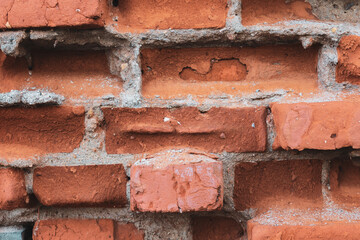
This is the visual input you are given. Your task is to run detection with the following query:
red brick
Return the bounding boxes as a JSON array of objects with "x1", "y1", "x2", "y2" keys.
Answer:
[
  {"x1": 248, "y1": 220, "x2": 360, "y2": 240},
  {"x1": 33, "y1": 164, "x2": 127, "y2": 207},
  {"x1": 272, "y1": 102, "x2": 360, "y2": 150},
  {"x1": 0, "y1": 106, "x2": 85, "y2": 161},
  {"x1": 141, "y1": 45, "x2": 319, "y2": 99},
  {"x1": 192, "y1": 216, "x2": 244, "y2": 240},
  {"x1": 234, "y1": 159, "x2": 322, "y2": 211},
  {"x1": 115, "y1": 223, "x2": 144, "y2": 240},
  {"x1": 107, "y1": 0, "x2": 228, "y2": 32},
  {"x1": 337, "y1": 35, "x2": 360, "y2": 84},
  {"x1": 33, "y1": 219, "x2": 115, "y2": 240},
  {"x1": 0, "y1": 168, "x2": 28, "y2": 210},
  {"x1": 103, "y1": 107, "x2": 267, "y2": 154},
  {"x1": 330, "y1": 158, "x2": 360, "y2": 207},
  {"x1": 0, "y1": 50, "x2": 122, "y2": 99},
  {"x1": 1, "y1": 0, "x2": 107, "y2": 29},
  {"x1": 130, "y1": 149, "x2": 223, "y2": 212},
  {"x1": 241, "y1": 0, "x2": 317, "y2": 26}
]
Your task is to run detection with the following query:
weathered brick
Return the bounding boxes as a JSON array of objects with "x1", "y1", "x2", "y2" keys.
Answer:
[
  {"x1": 107, "y1": 0, "x2": 228, "y2": 31},
  {"x1": 115, "y1": 223, "x2": 144, "y2": 240},
  {"x1": 330, "y1": 157, "x2": 360, "y2": 207},
  {"x1": 272, "y1": 102, "x2": 360, "y2": 150},
  {"x1": 0, "y1": 50, "x2": 122, "y2": 99},
  {"x1": 234, "y1": 159, "x2": 322, "y2": 210},
  {"x1": 130, "y1": 149, "x2": 223, "y2": 212},
  {"x1": 33, "y1": 164, "x2": 127, "y2": 207},
  {"x1": 141, "y1": 45, "x2": 319, "y2": 99},
  {"x1": 248, "y1": 220, "x2": 360, "y2": 240},
  {"x1": 241, "y1": 0, "x2": 317, "y2": 26},
  {"x1": 33, "y1": 219, "x2": 115, "y2": 240},
  {"x1": 337, "y1": 35, "x2": 360, "y2": 84},
  {"x1": 0, "y1": 106, "x2": 84, "y2": 161},
  {"x1": 192, "y1": 216, "x2": 244, "y2": 240},
  {"x1": 0, "y1": 0, "x2": 107, "y2": 29},
  {"x1": 0, "y1": 168, "x2": 28, "y2": 210},
  {"x1": 103, "y1": 107, "x2": 267, "y2": 154}
]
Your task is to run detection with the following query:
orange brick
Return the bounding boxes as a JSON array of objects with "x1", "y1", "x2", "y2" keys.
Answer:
[
  {"x1": 0, "y1": 0, "x2": 107, "y2": 29},
  {"x1": 103, "y1": 107, "x2": 267, "y2": 154},
  {"x1": 0, "y1": 168, "x2": 28, "y2": 210},
  {"x1": 337, "y1": 35, "x2": 360, "y2": 84},
  {"x1": 272, "y1": 102, "x2": 360, "y2": 150},
  {"x1": 130, "y1": 149, "x2": 223, "y2": 212},
  {"x1": 248, "y1": 220, "x2": 360, "y2": 240},
  {"x1": 115, "y1": 223, "x2": 144, "y2": 240},
  {"x1": 33, "y1": 165, "x2": 127, "y2": 207},
  {"x1": 0, "y1": 106, "x2": 84, "y2": 161}
]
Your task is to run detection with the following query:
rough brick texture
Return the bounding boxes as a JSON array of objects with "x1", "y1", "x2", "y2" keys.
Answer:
[
  {"x1": 234, "y1": 159, "x2": 322, "y2": 210},
  {"x1": 103, "y1": 107, "x2": 267, "y2": 154},
  {"x1": 33, "y1": 219, "x2": 143, "y2": 240},
  {"x1": 130, "y1": 149, "x2": 223, "y2": 212},
  {"x1": 337, "y1": 35, "x2": 360, "y2": 84},
  {"x1": 272, "y1": 102, "x2": 360, "y2": 150},
  {"x1": 141, "y1": 45, "x2": 319, "y2": 99},
  {"x1": 0, "y1": 106, "x2": 84, "y2": 160},
  {"x1": 248, "y1": 220, "x2": 360, "y2": 240},
  {"x1": 33, "y1": 165, "x2": 127, "y2": 207},
  {"x1": 0, "y1": 0, "x2": 107, "y2": 29},
  {"x1": 0, "y1": 50, "x2": 122, "y2": 99},
  {"x1": 0, "y1": 168, "x2": 28, "y2": 210},
  {"x1": 192, "y1": 216, "x2": 244, "y2": 240},
  {"x1": 108, "y1": 0, "x2": 228, "y2": 31}
]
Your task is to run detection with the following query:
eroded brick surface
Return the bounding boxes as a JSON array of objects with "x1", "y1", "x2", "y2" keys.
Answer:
[
  {"x1": 33, "y1": 165, "x2": 127, "y2": 207},
  {"x1": 103, "y1": 107, "x2": 267, "y2": 154},
  {"x1": 130, "y1": 149, "x2": 223, "y2": 212},
  {"x1": 0, "y1": 106, "x2": 85, "y2": 161},
  {"x1": 0, "y1": 0, "x2": 107, "y2": 29},
  {"x1": 272, "y1": 102, "x2": 360, "y2": 150},
  {"x1": 141, "y1": 45, "x2": 319, "y2": 99},
  {"x1": 248, "y1": 220, "x2": 360, "y2": 240},
  {"x1": 337, "y1": 35, "x2": 360, "y2": 84},
  {"x1": 234, "y1": 159, "x2": 322, "y2": 210},
  {"x1": 0, "y1": 168, "x2": 28, "y2": 210},
  {"x1": 192, "y1": 216, "x2": 244, "y2": 240}
]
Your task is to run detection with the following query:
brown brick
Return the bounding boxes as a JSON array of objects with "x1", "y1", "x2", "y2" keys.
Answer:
[
  {"x1": 103, "y1": 107, "x2": 267, "y2": 154},
  {"x1": 248, "y1": 220, "x2": 360, "y2": 240},
  {"x1": 1, "y1": 0, "x2": 107, "y2": 29},
  {"x1": 0, "y1": 168, "x2": 28, "y2": 210},
  {"x1": 272, "y1": 102, "x2": 360, "y2": 151},
  {"x1": 337, "y1": 35, "x2": 360, "y2": 84},
  {"x1": 115, "y1": 223, "x2": 144, "y2": 240},
  {"x1": 141, "y1": 45, "x2": 319, "y2": 99},
  {"x1": 130, "y1": 149, "x2": 223, "y2": 212},
  {"x1": 241, "y1": 0, "x2": 317, "y2": 26},
  {"x1": 107, "y1": 0, "x2": 228, "y2": 32},
  {"x1": 234, "y1": 159, "x2": 322, "y2": 210},
  {"x1": 0, "y1": 50, "x2": 122, "y2": 99},
  {"x1": 0, "y1": 106, "x2": 84, "y2": 161},
  {"x1": 33, "y1": 219, "x2": 115, "y2": 240},
  {"x1": 33, "y1": 165, "x2": 127, "y2": 207},
  {"x1": 330, "y1": 158, "x2": 360, "y2": 207},
  {"x1": 192, "y1": 216, "x2": 244, "y2": 240}
]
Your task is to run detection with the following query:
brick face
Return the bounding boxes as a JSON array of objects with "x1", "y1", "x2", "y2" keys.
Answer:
[
  {"x1": 141, "y1": 45, "x2": 319, "y2": 99},
  {"x1": 130, "y1": 149, "x2": 223, "y2": 212},
  {"x1": 337, "y1": 35, "x2": 360, "y2": 84},
  {"x1": 33, "y1": 165, "x2": 127, "y2": 207},
  {"x1": 192, "y1": 216, "x2": 244, "y2": 240},
  {"x1": 0, "y1": 168, "x2": 28, "y2": 210},
  {"x1": 272, "y1": 102, "x2": 360, "y2": 150},
  {"x1": 234, "y1": 159, "x2": 322, "y2": 210},
  {"x1": 0, "y1": 106, "x2": 85, "y2": 160},
  {"x1": 1, "y1": 0, "x2": 107, "y2": 29},
  {"x1": 103, "y1": 107, "x2": 267, "y2": 154}
]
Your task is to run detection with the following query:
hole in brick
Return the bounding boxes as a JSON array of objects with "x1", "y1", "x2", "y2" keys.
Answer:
[
  {"x1": 179, "y1": 58, "x2": 247, "y2": 82},
  {"x1": 331, "y1": 133, "x2": 337, "y2": 138},
  {"x1": 112, "y1": 0, "x2": 119, "y2": 7}
]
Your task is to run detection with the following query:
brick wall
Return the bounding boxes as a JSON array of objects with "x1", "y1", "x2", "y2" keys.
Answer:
[{"x1": 1, "y1": 0, "x2": 360, "y2": 239}]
